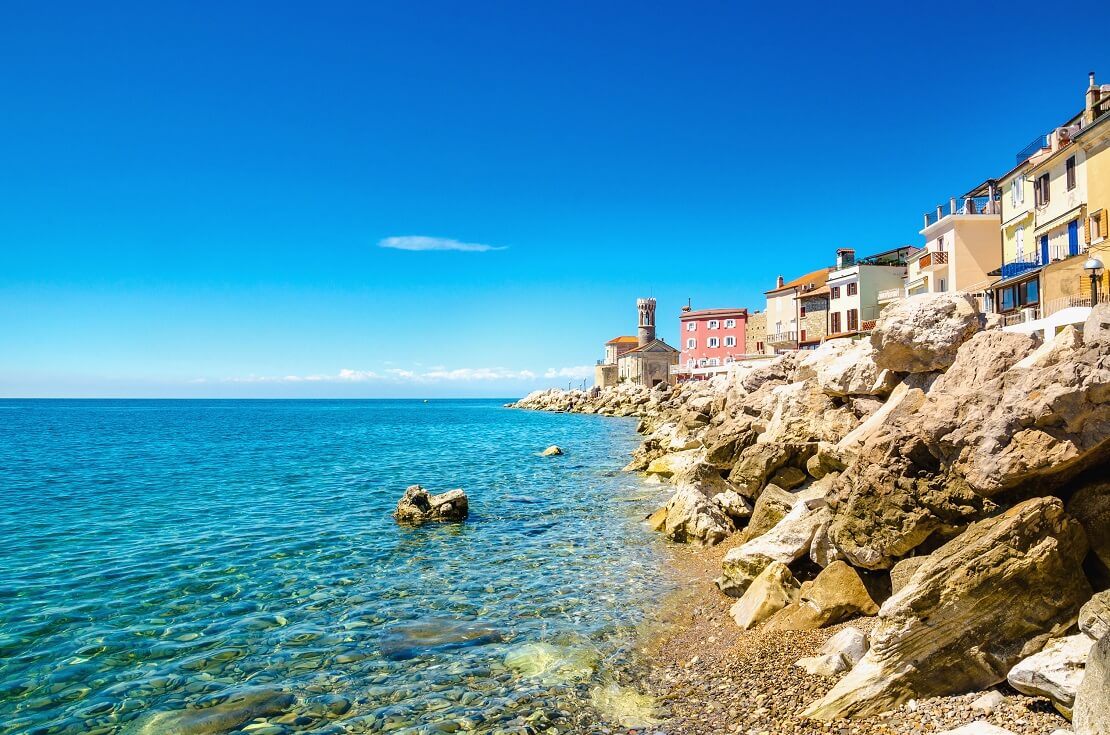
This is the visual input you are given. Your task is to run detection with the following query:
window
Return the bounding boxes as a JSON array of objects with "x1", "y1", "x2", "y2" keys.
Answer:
[
  {"x1": 686, "y1": 338, "x2": 696, "y2": 349},
  {"x1": 799, "y1": 305, "x2": 807, "y2": 318},
  {"x1": 1035, "y1": 174, "x2": 1050, "y2": 206},
  {"x1": 1091, "y1": 210, "x2": 1108, "y2": 243},
  {"x1": 847, "y1": 309, "x2": 859, "y2": 332},
  {"x1": 708, "y1": 358, "x2": 719, "y2": 366},
  {"x1": 830, "y1": 286, "x2": 841, "y2": 299},
  {"x1": 1066, "y1": 157, "x2": 1076, "y2": 190},
  {"x1": 686, "y1": 322, "x2": 696, "y2": 331},
  {"x1": 847, "y1": 282, "x2": 858, "y2": 296},
  {"x1": 707, "y1": 337, "x2": 719, "y2": 348},
  {"x1": 1011, "y1": 176, "x2": 1024, "y2": 206},
  {"x1": 1015, "y1": 224, "x2": 1025, "y2": 260},
  {"x1": 724, "y1": 356, "x2": 734, "y2": 364},
  {"x1": 939, "y1": 278, "x2": 947, "y2": 292},
  {"x1": 708, "y1": 320, "x2": 719, "y2": 329},
  {"x1": 724, "y1": 319, "x2": 735, "y2": 328},
  {"x1": 687, "y1": 359, "x2": 695, "y2": 368},
  {"x1": 1022, "y1": 278, "x2": 1039, "y2": 305},
  {"x1": 830, "y1": 312, "x2": 842, "y2": 333},
  {"x1": 1000, "y1": 286, "x2": 1016, "y2": 311},
  {"x1": 800, "y1": 329, "x2": 807, "y2": 342},
  {"x1": 724, "y1": 336, "x2": 736, "y2": 347},
  {"x1": 756, "y1": 341, "x2": 764, "y2": 353}
]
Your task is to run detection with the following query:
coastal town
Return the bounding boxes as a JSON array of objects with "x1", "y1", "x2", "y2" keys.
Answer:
[{"x1": 596, "y1": 72, "x2": 1110, "y2": 388}]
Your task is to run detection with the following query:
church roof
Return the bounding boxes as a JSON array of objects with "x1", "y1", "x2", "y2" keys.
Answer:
[
  {"x1": 619, "y1": 338, "x2": 679, "y2": 355},
  {"x1": 606, "y1": 335, "x2": 639, "y2": 345}
]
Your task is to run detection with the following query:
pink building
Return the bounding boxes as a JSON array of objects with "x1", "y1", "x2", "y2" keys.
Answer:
[{"x1": 677, "y1": 307, "x2": 748, "y2": 377}]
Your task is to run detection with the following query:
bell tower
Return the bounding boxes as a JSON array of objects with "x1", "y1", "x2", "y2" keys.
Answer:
[{"x1": 637, "y1": 297, "x2": 656, "y2": 347}]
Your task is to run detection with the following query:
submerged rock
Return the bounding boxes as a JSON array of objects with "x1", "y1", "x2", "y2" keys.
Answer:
[
  {"x1": 134, "y1": 685, "x2": 296, "y2": 735},
  {"x1": 393, "y1": 485, "x2": 469, "y2": 524},
  {"x1": 540, "y1": 445, "x2": 564, "y2": 456},
  {"x1": 803, "y1": 497, "x2": 1090, "y2": 721}
]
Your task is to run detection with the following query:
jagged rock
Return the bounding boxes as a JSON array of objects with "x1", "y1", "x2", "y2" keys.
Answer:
[
  {"x1": 1067, "y1": 479, "x2": 1110, "y2": 573},
  {"x1": 889, "y1": 556, "x2": 928, "y2": 595},
  {"x1": 766, "y1": 561, "x2": 878, "y2": 631},
  {"x1": 835, "y1": 378, "x2": 929, "y2": 459},
  {"x1": 540, "y1": 445, "x2": 563, "y2": 456},
  {"x1": 729, "y1": 560, "x2": 799, "y2": 629},
  {"x1": 713, "y1": 489, "x2": 753, "y2": 523},
  {"x1": 802, "y1": 497, "x2": 1091, "y2": 721},
  {"x1": 870, "y1": 292, "x2": 982, "y2": 373},
  {"x1": 1080, "y1": 591, "x2": 1110, "y2": 641},
  {"x1": 743, "y1": 484, "x2": 797, "y2": 542},
  {"x1": 702, "y1": 417, "x2": 758, "y2": 468},
  {"x1": 757, "y1": 380, "x2": 859, "y2": 446},
  {"x1": 727, "y1": 443, "x2": 796, "y2": 497},
  {"x1": 718, "y1": 504, "x2": 826, "y2": 597},
  {"x1": 645, "y1": 448, "x2": 705, "y2": 478},
  {"x1": 770, "y1": 466, "x2": 807, "y2": 490},
  {"x1": 394, "y1": 485, "x2": 469, "y2": 524},
  {"x1": 1074, "y1": 630, "x2": 1110, "y2": 735},
  {"x1": 806, "y1": 442, "x2": 847, "y2": 480},
  {"x1": 658, "y1": 484, "x2": 734, "y2": 546},
  {"x1": 796, "y1": 627, "x2": 869, "y2": 677},
  {"x1": 796, "y1": 338, "x2": 897, "y2": 397},
  {"x1": 1084, "y1": 302, "x2": 1110, "y2": 344},
  {"x1": 809, "y1": 514, "x2": 845, "y2": 568},
  {"x1": 740, "y1": 353, "x2": 798, "y2": 393},
  {"x1": 1007, "y1": 633, "x2": 1094, "y2": 713}
]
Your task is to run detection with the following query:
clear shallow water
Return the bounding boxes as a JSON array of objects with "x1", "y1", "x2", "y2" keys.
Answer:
[{"x1": 0, "y1": 400, "x2": 668, "y2": 735}]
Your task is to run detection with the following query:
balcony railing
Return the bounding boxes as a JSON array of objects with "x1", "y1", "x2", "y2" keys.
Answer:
[
  {"x1": 767, "y1": 330, "x2": 798, "y2": 344},
  {"x1": 1015, "y1": 132, "x2": 1050, "y2": 165},
  {"x1": 1043, "y1": 295, "x2": 1092, "y2": 316},
  {"x1": 999, "y1": 257, "x2": 1042, "y2": 280},
  {"x1": 1000, "y1": 310, "x2": 1036, "y2": 327},
  {"x1": 923, "y1": 195, "x2": 1001, "y2": 228},
  {"x1": 919, "y1": 251, "x2": 949, "y2": 269}
]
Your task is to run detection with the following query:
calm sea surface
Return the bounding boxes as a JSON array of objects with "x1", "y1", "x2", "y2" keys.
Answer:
[{"x1": 0, "y1": 400, "x2": 669, "y2": 735}]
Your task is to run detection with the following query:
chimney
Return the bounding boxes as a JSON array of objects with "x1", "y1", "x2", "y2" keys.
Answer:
[
  {"x1": 1087, "y1": 71, "x2": 1102, "y2": 124},
  {"x1": 776, "y1": 275, "x2": 785, "y2": 288},
  {"x1": 836, "y1": 248, "x2": 856, "y2": 268}
]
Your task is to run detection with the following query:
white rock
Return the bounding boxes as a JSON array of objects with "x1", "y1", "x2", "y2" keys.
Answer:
[
  {"x1": 729, "y1": 561, "x2": 799, "y2": 630},
  {"x1": 821, "y1": 627, "x2": 868, "y2": 667},
  {"x1": 718, "y1": 503, "x2": 826, "y2": 595},
  {"x1": 795, "y1": 653, "x2": 849, "y2": 677},
  {"x1": 1006, "y1": 633, "x2": 1094, "y2": 710},
  {"x1": 970, "y1": 690, "x2": 1005, "y2": 715}
]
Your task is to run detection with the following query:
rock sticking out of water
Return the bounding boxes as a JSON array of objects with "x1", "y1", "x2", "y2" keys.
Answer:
[{"x1": 393, "y1": 484, "x2": 469, "y2": 524}]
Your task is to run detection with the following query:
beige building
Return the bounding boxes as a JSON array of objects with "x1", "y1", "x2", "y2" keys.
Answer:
[
  {"x1": 909, "y1": 182, "x2": 1002, "y2": 310},
  {"x1": 595, "y1": 298, "x2": 678, "y2": 388},
  {"x1": 763, "y1": 268, "x2": 832, "y2": 353},
  {"x1": 826, "y1": 246, "x2": 914, "y2": 337},
  {"x1": 798, "y1": 288, "x2": 829, "y2": 348}
]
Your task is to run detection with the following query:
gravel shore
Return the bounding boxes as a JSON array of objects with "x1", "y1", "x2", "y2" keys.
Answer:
[{"x1": 637, "y1": 537, "x2": 1072, "y2": 735}]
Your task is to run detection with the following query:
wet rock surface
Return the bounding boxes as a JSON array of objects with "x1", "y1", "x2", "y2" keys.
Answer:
[{"x1": 393, "y1": 484, "x2": 469, "y2": 524}]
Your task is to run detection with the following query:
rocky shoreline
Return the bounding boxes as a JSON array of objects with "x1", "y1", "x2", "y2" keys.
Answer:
[{"x1": 509, "y1": 293, "x2": 1110, "y2": 735}]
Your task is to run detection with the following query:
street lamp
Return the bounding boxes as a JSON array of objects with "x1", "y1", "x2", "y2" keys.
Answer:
[{"x1": 1085, "y1": 256, "x2": 1105, "y2": 306}]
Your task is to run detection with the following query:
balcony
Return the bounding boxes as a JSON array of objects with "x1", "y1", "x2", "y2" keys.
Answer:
[
  {"x1": 999, "y1": 256, "x2": 1042, "y2": 280},
  {"x1": 919, "y1": 251, "x2": 949, "y2": 270},
  {"x1": 767, "y1": 330, "x2": 798, "y2": 345},
  {"x1": 1015, "y1": 132, "x2": 1050, "y2": 165},
  {"x1": 923, "y1": 195, "x2": 1001, "y2": 228}
]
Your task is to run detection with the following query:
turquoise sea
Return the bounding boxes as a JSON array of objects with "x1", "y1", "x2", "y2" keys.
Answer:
[{"x1": 0, "y1": 400, "x2": 669, "y2": 735}]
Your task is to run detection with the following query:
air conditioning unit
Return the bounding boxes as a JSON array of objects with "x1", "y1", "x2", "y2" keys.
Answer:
[{"x1": 1021, "y1": 307, "x2": 1038, "y2": 323}]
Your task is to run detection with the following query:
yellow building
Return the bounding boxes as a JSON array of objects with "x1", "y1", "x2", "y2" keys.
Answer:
[
  {"x1": 1075, "y1": 73, "x2": 1110, "y2": 302},
  {"x1": 997, "y1": 72, "x2": 1110, "y2": 335}
]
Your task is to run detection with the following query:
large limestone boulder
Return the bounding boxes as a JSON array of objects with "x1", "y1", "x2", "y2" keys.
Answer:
[
  {"x1": 870, "y1": 292, "x2": 981, "y2": 373},
  {"x1": 795, "y1": 338, "x2": 897, "y2": 397},
  {"x1": 802, "y1": 497, "x2": 1091, "y2": 721},
  {"x1": 1068, "y1": 479, "x2": 1110, "y2": 574},
  {"x1": 889, "y1": 556, "x2": 928, "y2": 595},
  {"x1": 727, "y1": 443, "x2": 798, "y2": 498},
  {"x1": 645, "y1": 448, "x2": 705, "y2": 478},
  {"x1": 743, "y1": 483, "x2": 797, "y2": 541},
  {"x1": 1007, "y1": 633, "x2": 1094, "y2": 714},
  {"x1": 718, "y1": 503, "x2": 826, "y2": 597},
  {"x1": 765, "y1": 561, "x2": 878, "y2": 631},
  {"x1": 756, "y1": 380, "x2": 859, "y2": 446},
  {"x1": 1080, "y1": 591, "x2": 1110, "y2": 641},
  {"x1": 657, "y1": 485, "x2": 734, "y2": 545},
  {"x1": 394, "y1": 485, "x2": 469, "y2": 524},
  {"x1": 729, "y1": 560, "x2": 800, "y2": 629},
  {"x1": 1074, "y1": 630, "x2": 1110, "y2": 735}
]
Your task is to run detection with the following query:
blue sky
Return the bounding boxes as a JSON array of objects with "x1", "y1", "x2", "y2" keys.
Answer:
[{"x1": 2, "y1": 1, "x2": 1108, "y2": 397}]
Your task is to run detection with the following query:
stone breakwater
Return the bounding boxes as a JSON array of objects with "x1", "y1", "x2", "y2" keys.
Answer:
[{"x1": 510, "y1": 293, "x2": 1110, "y2": 735}]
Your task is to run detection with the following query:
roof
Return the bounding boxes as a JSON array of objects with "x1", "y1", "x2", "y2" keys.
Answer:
[
  {"x1": 679, "y1": 308, "x2": 748, "y2": 320},
  {"x1": 620, "y1": 338, "x2": 679, "y2": 355},
  {"x1": 606, "y1": 336, "x2": 639, "y2": 345},
  {"x1": 765, "y1": 267, "x2": 832, "y2": 295},
  {"x1": 801, "y1": 285, "x2": 831, "y2": 298}
]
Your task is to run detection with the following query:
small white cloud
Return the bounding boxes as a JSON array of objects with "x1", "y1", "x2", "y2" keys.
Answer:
[
  {"x1": 378, "y1": 236, "x2": 506, "y2": 253},
  {"x1": 217, "y1": 366, "x2": 537, "y2": 384},
  {"x1": 544, "y1": 366, "x2": 594, "y2": 380}
]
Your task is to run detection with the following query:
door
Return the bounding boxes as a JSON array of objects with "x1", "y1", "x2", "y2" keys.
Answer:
[
  {"x1": 1068, "y1": 220, "x2": 1080, "y2": 257},
  {"x1": 1039, "y1": 235, "x2": 1049, "y2": 264}
]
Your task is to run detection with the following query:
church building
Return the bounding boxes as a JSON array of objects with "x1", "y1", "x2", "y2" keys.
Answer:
[{"x1": 594, "y1": 298, "x2": 679, "y2": 388}]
